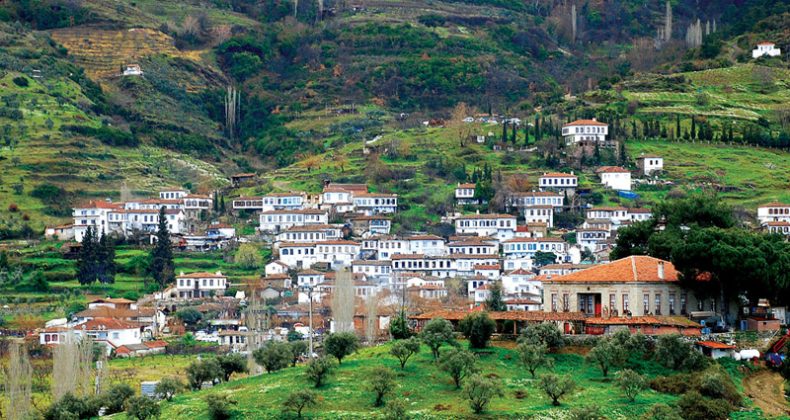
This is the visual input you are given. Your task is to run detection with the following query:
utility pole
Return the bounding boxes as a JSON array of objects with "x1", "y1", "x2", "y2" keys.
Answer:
[{"x1": 303, "y1": 285, "x2": 314, "y2": 358}]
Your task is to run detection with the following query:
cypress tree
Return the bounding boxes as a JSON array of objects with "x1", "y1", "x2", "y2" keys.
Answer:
[
  {"x1": 76, "y1": 226, "x2": 96, "y2": 285},
  {"x1": 220, "y1": 195, "x2": 226, "y2": 213},
  {"x1": 96, "y1": 232, "x2": 116, "y2": 284},
  {"x1": 213, "y1": 191, "x2": 219, "y2": 213},
  {"x1": 676, "y1": 114, "x2": 681, "y2": 138},
  {"x1": 149, "y1": 207, "x2": 175, "y2": 288},
  {"x1": 535, "y1": 115, "x2": 541, "y2": 141},
  {"x1": 511, "y1": 121, "x2": 517, "y2": 143},
  {"x1": 691, "y1": 117, "x2": 696, "y2": 139}
]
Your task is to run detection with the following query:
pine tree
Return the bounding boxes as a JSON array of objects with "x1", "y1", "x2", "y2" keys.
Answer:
[
  {"x1": 213, "y1": 191, "x2": 219, "y2": 213},
  {"x1": 511, "y1": 121, "x2": 517, "y2": 143},
  {"x1": 485, "y1": 281, "x2": 506, "y2": 311},
  {"x1": 619, "y1": 143, "x2": 627, "y2": 166},
  {"x1": 501, "y1": 121, "x2": 508, "y2": 142},
  {"x1": 675, "y1": 115, "x2": 681, "y2": 138},
  {"x1": 534, "y1": 115, "x2": 541, "y2": 141},
  {"x1": 691, "y1": 117, "x2": 696, "y2": 139},
  {"x1": 220, "y1": 195, "x2": 226, "y2": 213},
  {"x1": 149, "y1": 207, "x2": 175, "y2": 288},
  {"x1": 76, "y1": 227, "x2": 96, "y2": 285}
]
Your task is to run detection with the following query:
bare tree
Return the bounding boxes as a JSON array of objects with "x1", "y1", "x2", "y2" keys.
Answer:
[
  {"x1": 571, "y1": 4, "x2": 577, "y2": 42},
  {"x1": 4, "y1": 342, "x2": 32, "y2": 420},
  {"x1": 52, "y1": 332, "x2": 79, "y2": 400},
  {"x1": 449, "y1": 103, "x2": 475, "y2": 147},
  {"x1": 664, "y1": 1, "x2": 672, "y2": 41},
  {"x1": 686, "y1": 19, "x2": 702, "y2": 48},
  {"x1": 95, "y1": 349, "x2": 109, "y2": 395},
  {"x1": 225, "y1": 85, "x2": 240, "y2": 141},
  {"x1": 77, "y1": 335, "x2": 95, "y2": 396},
  {"x1": 365, "y1": 290, "x2": 379, "y2": 344},
  {"x1": 332, "y1": 269, "x2": 355, "y2": 333}
]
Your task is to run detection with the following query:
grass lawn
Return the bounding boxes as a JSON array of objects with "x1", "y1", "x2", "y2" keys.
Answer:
[{"x1": 150, "y1": 342, "x2": 685, "y2": 419}]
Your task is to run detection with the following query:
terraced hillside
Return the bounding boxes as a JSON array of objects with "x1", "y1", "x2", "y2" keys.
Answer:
[{"x1": 50, "y1": 27, "x2": 183, "y2": 79}]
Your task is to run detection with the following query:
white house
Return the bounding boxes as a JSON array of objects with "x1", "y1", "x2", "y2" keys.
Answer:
[
  {"x1": 123, "y1": 64, "x2": 143, "y2": 76},
  {"x1": 507, "y1": 192, "x2": 564, "y2": 210},
  {"x1": 752, "y1": 42, "x2": 781, "y2": 58},
  {"x1": 40, "y1": 318, "x2": 141, "y2": 350},
  {"x1": 596, "y1": 166, "x2": 631, "y2": 191},
  {"x1": 391, "y1": 254, "x2": 457, "y2": 278},
  {"x1": 405, "y1": 235, "x2": 447, "y2": 256},
  {"x1": 351, "y1": 260, "x2": 392, "y2": 280},
  {"x1": 73, "y1": 200, "x2": 121, "y2": 242},
  {"x1": 455, "y1": 213, "x2": 517, "y2": 241},
  {"x1": 454, "y1": 255, "x2": 500, "y2": 277},
  {"x1": 447, "y1": 239, "x2": 498, "y2": 255},
  {"x1": 562, "y1": 119, "x2": 608, "y2": 144},
  {"x1": 455, "y1": 183, "x2": 478, "y2": 205},
  {"x1": 636, "y1": 155, "x2": 664, "y2": 176},
  {"x1": 538, "y1": 172, "x2": 578, "y2": 193},
  {"x1": 276, "y1": 224, "x2": 343, "y2": 243},
  {"x1": 159, "y1": 189, "x2": 188, "y2": 200},
  {"x1": 501, "y1": 269, "x2": 541, "y2": 296},
  {"x1": 502, "y1": 237, "x2": 568, "y2": 261},
  {"x1": 523, "y1": 205, "x2": 554, "y2": 228},
  {"x1": 757, "y1": 202, "x2": 790, "y2": 224},
  {"x1": 586, "y1": 207, "x2": 629, "y2": 223},
  {"x1": 206, "y1": 223, "x2": 236, "y2": 239},
  {"x1": 763, "y1": 221, "x2": 790, "y2": 237},
  {"x1": 279, "y1": 243, "x2": 318, "y2": 269},
  {"x1": 259, "y1": 209, "x2": 328, "y2": 233},
  {"x1": 576, "y1": 229, "x2": 611, "y2": 252},
  {"x1": 314, "y1": 240, "x2": 361, "y2": 268},
  {"x1": 352, "y1": 193, "x2": 398, "y2": 215},
  {"x1": 695, "y1": 341, "x2": 736, "y2": 359},
  {"x1": 45, "y1": 224, "x2": 74, "y2": 240},
  {"x1": 175, "y1": 271, "x2": 228, "y2": 299},
  {"x1": 265, "y1": 260, "x2": 290, "y2": 276}
]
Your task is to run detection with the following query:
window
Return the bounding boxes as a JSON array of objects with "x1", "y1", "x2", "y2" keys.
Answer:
[
  {"x1": 681, "y1": 293, "x2": 687, "y2": 314},
  {"x1": 669, "y1": 293, "x2": 676, "y2": 315},
  {"x1": 622, "y1": 294, "x2": 630, "y2": 313},
  {"x1": 562, "y1": 293, "x2": 569, "y2": 312},
  {"x1": 551, "y1": 293, "x2": 558, "y2": 312},
  {"x1": 655, "y1": 294, "x2": 662, "y2": 315},
  {"x1": 643, "y1": 294, "x2": 650, "y2": 315},
  {"x1": 609, "y1": 294, "x2": 616, "y2": 314}
]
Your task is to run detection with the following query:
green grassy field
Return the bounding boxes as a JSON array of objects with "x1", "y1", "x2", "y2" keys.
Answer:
[{"x1": 124, "y1": 341, "x2": 772, "y2": 419}]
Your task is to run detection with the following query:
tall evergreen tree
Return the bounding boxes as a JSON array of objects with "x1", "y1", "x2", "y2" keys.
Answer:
[
  {"x1": 96, "y1": 232, "x2": 116, "y2": 284},
  {"x1": 76, "y1": 226, "x2": 96, "y2": 285},
  {"x1": 676, "y1": 114, "x2": 681, "y2": 139},
  {"x1": 501, "y1": 121, "x2": 508, "y2": 142},
  {"x1": 690, "y1": 117, "x2": 696, "y2": 139},
  {"x1": 485, "y1": 281, "x2": 506, "y2": 311},
  {"x1": 149, "y1": 207, "x2": 175, "y2": 288},
  {"x1": 511, "y1": 121, "x2": 517, "y2": 143},
  {"x1": 220, "y1": 196, "x2": 226, "y2": 213}
]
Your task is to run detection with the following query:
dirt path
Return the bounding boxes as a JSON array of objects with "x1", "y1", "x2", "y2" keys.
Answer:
[{"x1": 743, "y1": 369, "x2": 790, "y2": 418}]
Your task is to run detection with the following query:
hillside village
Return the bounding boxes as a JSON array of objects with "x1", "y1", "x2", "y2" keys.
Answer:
[{"x1": 1, "y1": 0, "x2": 790, "y2": 418}]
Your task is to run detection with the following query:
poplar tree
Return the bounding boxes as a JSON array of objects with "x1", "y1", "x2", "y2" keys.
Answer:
[{"x1": 149, "y1": 207, "x2": 175, "y2": 288}]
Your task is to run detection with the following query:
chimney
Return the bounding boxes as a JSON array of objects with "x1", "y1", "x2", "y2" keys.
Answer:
[
  {"x1": 657, "y1": 262, "x2": 665, "y2": 280},
  {"x1": 592, "y1": 118, "x2": 597, "y2": 122}
]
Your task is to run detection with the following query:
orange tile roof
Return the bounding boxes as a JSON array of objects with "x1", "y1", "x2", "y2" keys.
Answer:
[
  {"x1": 585, "y1": 316, "x2": 700, "y2": 328},
  {"x1": 410, "y1": 309, "x2": 586, "y2": 321},
  {"x1": 176, "y1": 272, "x2": 226, "y2": 279},
  {"x1": 545, "y1": 256, "x2": 678, "y2": 283},
  {"x1": 596, "y1": 166, "x2": 630, "y2": 173},
  {"x1": 78, "y1": 318, "x2": 139, "y2": 330},
  {"x1": 540, "y1": 172, "x2": 577, "y2": 178},
  {"x1": 457, "y1": 183, "x2": 476, "y2": 189},
  {"x1": 696, "y1": 340, "x2": 736, "y2": 350},
  {"x1": 456, "y1": 213, "x2": 516, "y2": 220},
  {"x1": 759, "y1": 202, "x2": 790, "y2": 208},
  {"x1": 563, "y1": 119, "x2": 608, "y2": 127}
]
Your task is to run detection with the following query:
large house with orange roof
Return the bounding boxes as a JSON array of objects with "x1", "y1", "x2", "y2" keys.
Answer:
[
  {"x1": 562, "y1": 119, "x2": 608, "y2": 144},
  {"x1": 538, "y1": 172, "x2": 578, "y2": 194},
  {"x1": 175, "y1": 271, "x2": 228, "y2": 299},
  {"x1": 757, "y1": 202, "x2": 790, "y2": 224},
  {"x1": 40, "y1": 317, "x2": 142, "y2": 351}
]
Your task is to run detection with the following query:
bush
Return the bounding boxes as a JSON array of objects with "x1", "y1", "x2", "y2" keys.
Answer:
[
  {"x1": 205, "y1": 394, "x2": 236, "y2": 420},
  {"x1": 234, "y1": 243, "x2": 263, "y2": 269},
  {"x1": 62, "y1": 125, "x2": 138, "y2": 147},
  {"x1": 439, "y1": 347, "x2": 478, "y2": 389},
  {"x1": 175, "y1": 308, "x2": 203, "y2": 325},
  {"x1": 640, "y1": 403, "x2": 683, "y2": 420},
  {"x1": 382, "y1": 398, "x2": 409, "y2": 420},
  {"x1": 288, "y1": 340, "x2": 308, "y2": 367},
  {"x1": 676, "y1": 391, "x2": 732, "y2": 420},
  {"x1": 389, "y1": 311, "x2": 411, "y2": 339},
  {"x1": 390, "y1": 336, "x2": 421, "y2": 369},
  {"x1": 459, "y1": 312, "x2": 495, "y2": 349},
  {"x1": 516, "y1": 343, "x2": 553, "y2": 378},
  {"x1": 324, "y1": 332, "x2": 359, "y2": 364},
  {"x1": 44, "y1": 393, "x2": 100, "y2": 420},
  {"x1": 125, "y1": 395, "x2": 161, "y2": 420},
  {"x1": 155, "y1": 376, "x2": 183, "y2": 401},
  {"x1": 368, "y1": 366, "x2": 396, "y2": 407},
  {"x1": 283, "y1": 389, "x2": 317, "y2": 418},
  {"x1": 253, "y1": 341, "x2": 291, "y2": 373},
  {"x1": 420, "y1": 317, "x2": 456, "y2": 360},
  {"x1": 539, "y1": 374, "x2": 575, "y2": 406},
  {"x1": 519, "y1": 322, "x2": 564, "y2": 350},
  {"x1": 12, "y1": 76, "x2": 29, "y2": 87},
  {"x1": 616, "y1": 369, "x2": 646, "y2": 402},
  {"x1": 101, "y1": 383, "x2": 135, "y2": 414},
  {"x1": 464, "y1": 374, "x2": 503, "y2": 414},
  {"x1": 305, "y1": 356, "x2": 333, "y2": 388},
  {"x1": 569, "y1": 405, "x2": 606, "y2": 420},
  {"x1": 654, "y1": 335, "x2": 708, "y2": 371},
  {"x1": 586, "y1": 336, "x2": 627, "y2": 377}
]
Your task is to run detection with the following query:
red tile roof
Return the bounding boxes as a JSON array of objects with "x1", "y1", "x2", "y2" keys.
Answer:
[
  {"x1": 410, "y1": 309, "x2": 587, "y2": 321},
  {"x1": 563, "y1": 119, "x2": 608, "y2": 127},
  {"x1": 596, "y1": 166, "x2": 630, "y2": 173},
  {"x1": 696, "y1": 341, "x2": 736, "y2": 350},
  {"x1": 78, "y1": 318, "x2": 139, "y2": 330},
  {"x1": 545, "y1": 256, "x2": 678, "y2": 283},
  {"x1": 176, "y1": 272, "x2": 226, "y2": 279},
  {"x1": 759, "y1": 202, "x2": 790, "y2": 208},
  {"x1": 540, "y1": 172, "x2": 578, "y2": 178}
]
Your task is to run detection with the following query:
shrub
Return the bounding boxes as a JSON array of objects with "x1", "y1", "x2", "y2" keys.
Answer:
[
  {"x1": 420, "y1": 317, "x2": 456, "y2": 360},
  {"x1": 283, "y1": 389, "x2": 317, "y2": 418},
  {"x1": 8, "y1": 203, "x2": 18, "y2": 212},
  {"x1": 324, "y1": 332, "x2": 359, "y2": 364},
  {"x1": 640, "y1": 403, "x2": 683, "y2": 420},
  {"x1": 519, "y1": 322, "x2": 563, "y2": 350},
  {"x1": 253, "y1": 341, "x2": 291, "y2": 373},
  {"x1": 390, "y1": 336, "x2": 421, "y2": 369},
  {"x1": 439, "y1": 348, "x2": 478, "y2": 389},
  {"x1": 382, "y1": 398, "x2": 409, "y2": 420},
  {"x1": 516, "y1": 343, "x2": 554, "y2": 378},
  {"x1": 101, "y1": 383, "x2": 135, "y2": 414},
  {"x1": 205, "y1": 394, "x2": 236, "y2": 420},
  {"x1": 539, "y1": 374, "x2": 575, "y2": 406},
  {"x1": 175, "y1": 308, "x2": 203, "y2": 325},
  {"x1": 12, "y1": 76, "x2": 29, "y2": 87},
  {"x1": 125, "y1": 395, "x2": 160, "y2": 420},
  {"x1": 464, "y1": 374, "x2": 503, "y2": 414},
  {"x1": 44, "y1": 393, "x2": 100, "y2": 420},
  {"x1": 368, "y1": 366, "x2": 396, "y2": 407},
  {"x1": 155, "y1": 376, "x2": 183, "y2": 401},
  {"x1": 459, "y1": 312, "x2": 495, "y2": 349},
  {"x1": 676, "y1": 391, "x2": 732, "y2": 420},
  {"x1": 305, "y1": 356, "x2": 333, "y2": 388},
  {"x1": 234, "y1": 243, "x2": 263, "y2": 269},
  {"x1": 616, "y1": 369, "x2": 646, "y2": 402},
  {"x1": 654, "y1": 335, "x2": 708, "y2": 371},
  {"x1": 389, "y1": 311, "x2": 411, "y2": 339},
  {"x1": 569, "y1": 405, "x2": 606, "y2": 420},
  {"x1": 586, "y1": 336, "x2": 628, "y2": 377}
]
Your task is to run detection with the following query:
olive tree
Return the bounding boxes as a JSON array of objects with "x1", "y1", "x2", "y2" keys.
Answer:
[
  {"x1": 367, "y1": 366, "x2": 396, "y2": 407},
  {"x1": 586, "y1": 336, "x2": 627, "y2": 377},
  {"x1": 464, "y1": 374, "x2": 503, "y2": 414},
  {"x1": 439, "y1": 348, "x2": 479, "y2": 389},
  {"x1": 390, "y1": 337, "x2": 420, "y2": 369},
  {"x1": 616, "y1": 369, "x2": 647, "y2": 402},
  {"x1": 283, "y1": 389, "x2": 317, "y2": 418},
  {"x1": 539, "y1": 374, "x2": 576, "y2": 406},
  {"x1": 324, "y1": 332, "x2": 359, "y2": 365},
  {"x1": 420, "y1": 318, "x2": 456, "y2": 360},
  {"x1": 459, "y1": 312, "x2": 496, "y2": 349},
  {"x1": 305, "y1": 356, "x2": 333, "y2": 388},
  {"x1": 516, "y1": 343, "x2": 554, "y2": 378},
  {"x1": 253, "y1": 341, "x2": 291, "y2": 373}
]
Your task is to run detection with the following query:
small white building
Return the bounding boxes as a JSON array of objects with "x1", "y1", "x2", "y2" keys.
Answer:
[
  {"x1": 523, "y1": 205, "x2": 554, "y2": 228},
  {"x1": 538, "y1": 172, "x2": 578, "y2": 192},
  {"x1": 123, "y1": 64, "x2": 143, "y2": 76},
  {"x1": 752, "y1": 42, "x2": 781, "y2": 59},
  {"x1": 596, "y1": 166, "x2": 631, "y2": 191},
  {"x1": 636, "y1": 155, "x2": 664, "y2": 176},
  {"x1": 763, "y1": 221, "x2": 790, "y2": 237},
  {"x1": 40, "y1": 318, "x2": 141, "y2": 351},
  {"x1": 562, "y1": 119, "x2": 608, "y2": 144},
  {"x1": 265, "y1": 260, "x2": 290, "y2": 276},
  {"x1": 455, "y1": 183, "x2": 478, "y2": 205},
  {"x1": 259, "y1": 209, "x2": 329, "y2": 233},
  {"x1": 455, "y1": 213, "x2": 517, "y2": 241},
  {"x1": 757, "y1": 202, "x2": 790, "y2": 224},
  {"x1": 352, "y1": 193, "x2": 398, "y2": 215},
  {"x1": 175, "y1": 271, "x2": 228, "y2": 299},
  {"x1": 695, "y1": 341, "x2": 736, "y2": 359}
]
